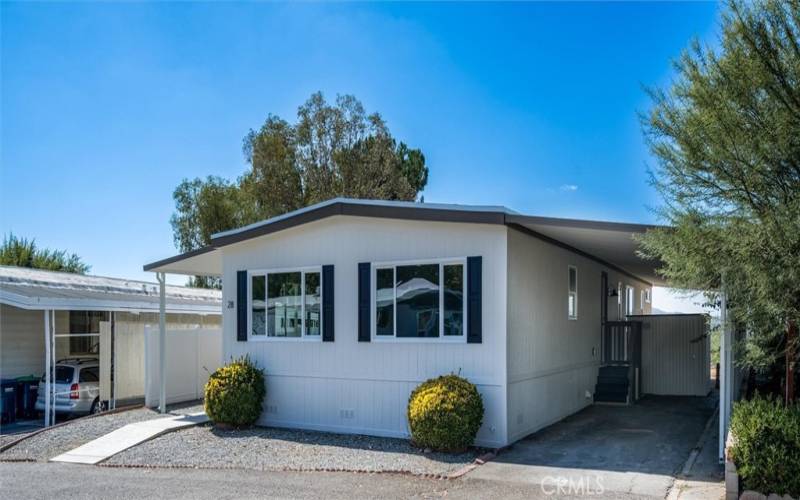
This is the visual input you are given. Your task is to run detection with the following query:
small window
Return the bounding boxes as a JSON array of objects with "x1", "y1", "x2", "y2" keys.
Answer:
[
  {"x1": 644, "y1": 288, "x2": 651, "y2": 303},
  {"x1": 68, "y1": 311, "x2": 106, "y2": 354},
  {"x1": 249, "y1": 268, "x2": 322, "y2": 340},
  {"x1": 373, "y1": 259, "x2": 465, "y2": 341},
  {"x1": 625, "y1": 285, "x2": 635, "y2": 316},
  {"x1": 640, "y1": 289, "x2": 646, "y2": 312},
  {"x1": 79, "y1": 367, "x2": 99, "y2": 383},
  {"x1": 568, "y1": 266, "x2": 578, "y2": 319},
  {"x1": 43, "y1": 366, "x2": 74, "y2": 384}
]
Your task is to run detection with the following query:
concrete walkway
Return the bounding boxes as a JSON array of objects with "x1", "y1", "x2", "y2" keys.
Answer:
[
  {"x1": 668, "y1": 408, "x2": 725, "y2": 500},
  {"x1": 50, "y1": 412, "x2": 208, "y2": 465}
]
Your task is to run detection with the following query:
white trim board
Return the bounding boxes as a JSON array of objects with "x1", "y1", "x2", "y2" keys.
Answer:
[{"x1": 0, "y1": 290, "x2": 221, "y2": 314}]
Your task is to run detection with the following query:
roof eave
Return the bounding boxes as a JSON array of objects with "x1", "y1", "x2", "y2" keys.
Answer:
[{"x1": 0, "y1": 290, "x2": 221, "y2": 314}]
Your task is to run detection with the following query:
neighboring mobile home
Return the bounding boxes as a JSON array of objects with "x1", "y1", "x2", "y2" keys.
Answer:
[
  {"x1": 145, "y1": 198, "x2": 708, "y2": 448},
  {"x1": 0, "y1": 266, "x2": 222, "y2": 424}
]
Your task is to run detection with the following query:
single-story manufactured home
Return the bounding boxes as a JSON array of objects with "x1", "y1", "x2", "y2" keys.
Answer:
[
  {"x1": 145, "y1": 198, "x2": 711, "y2": 448},
  {"x1": 0, "y1": 266, "x2": 222, "y2": 426}
]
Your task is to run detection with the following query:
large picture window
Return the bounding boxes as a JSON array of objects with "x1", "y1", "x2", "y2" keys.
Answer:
[
  {"x1": 249, "y1": 268, "x2": 322, "y2": 340},
  {"x1": 373, "y1": 259, "x2": 465, "y2": 341}
]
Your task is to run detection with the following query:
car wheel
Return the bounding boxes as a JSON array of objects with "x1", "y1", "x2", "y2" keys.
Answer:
[{"x1": 90, "y1": 398, "x2": 102, "y2": 415}]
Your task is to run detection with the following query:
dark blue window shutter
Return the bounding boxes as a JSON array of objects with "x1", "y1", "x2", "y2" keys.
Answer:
[
  {"x1": 236, "y1": 270, "x2": 247, "y2": 342},
  {"x1": 358, "y1": 262, "x2": 371, "y2": 342},
  {"x1": 322, "y1": 265, "x2": 334, "y2": 342},
  {"x1": 467, "y1": 256, "x2": 482, "y2": 344}
]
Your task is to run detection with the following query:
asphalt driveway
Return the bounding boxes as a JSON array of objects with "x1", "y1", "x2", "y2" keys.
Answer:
[{"x1": 468, "y1": 395, "x2": 718, "y2": 498}]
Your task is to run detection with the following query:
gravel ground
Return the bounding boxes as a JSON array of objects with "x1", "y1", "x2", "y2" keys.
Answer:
[
  {"x1": 0, "y1": 402, "x2": 204, "y2": 462},
  {"x1": 106, "y1": 424, "x2": 479, "y2": 476},
  {"x1": 0, "y1": 432, "x2": 31, "y2": 450}
]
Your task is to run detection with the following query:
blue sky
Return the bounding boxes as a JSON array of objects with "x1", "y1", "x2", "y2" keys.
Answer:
[{"x1": 1, "y1": 1, "x2": 720, "y2": 300}]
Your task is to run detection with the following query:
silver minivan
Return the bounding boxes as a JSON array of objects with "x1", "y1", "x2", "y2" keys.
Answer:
[{"x1": 35, "y1": 358, "x2": 102, "y2": 416}]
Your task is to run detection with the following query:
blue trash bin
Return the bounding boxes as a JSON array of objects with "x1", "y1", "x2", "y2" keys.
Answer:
[
  {"x1": 15, "y1": 376, "x2": 40, "y2": 419},
  {"x1": 0, "y1": 379, "x2": 17, "y2": 424}
]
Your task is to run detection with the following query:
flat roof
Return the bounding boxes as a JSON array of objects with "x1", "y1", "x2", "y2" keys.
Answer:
[
  {"x1": 0, "y1": 266, "x2": 221, "y2": 313},
  {"x1": 145, "y1": 197, "x2": 666, "y2": 285}
]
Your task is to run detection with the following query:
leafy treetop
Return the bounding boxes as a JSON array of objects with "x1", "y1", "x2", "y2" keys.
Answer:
[
  {"x1": 639, "y1": 0, "x2": 800, "y2": 371},
  {"x1": 171, "y1": 92, "x2": 429, "y2": 288},
  {"x1": 0, "y1": 234, "x2": 90, "y2": 274}
]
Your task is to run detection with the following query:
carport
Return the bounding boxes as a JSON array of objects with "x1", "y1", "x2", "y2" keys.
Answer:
[{"x1": 0, "y1": 266, "x2": 221, "y2": 429}]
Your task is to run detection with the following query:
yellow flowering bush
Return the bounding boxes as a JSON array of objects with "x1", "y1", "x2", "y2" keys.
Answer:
[
  {"x1": 204, "y1": 355, "x2": 265, "y2": 427},
  {"x1": 407, "y1": 374, "x2": 484, "y2": 452}
]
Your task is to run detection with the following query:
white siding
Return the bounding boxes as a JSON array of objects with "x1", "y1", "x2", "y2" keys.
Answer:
[
  {"x1": 505, "y1": 228, "x2": 652, "y2": 442},
  {"x1": 0, "y1": 304, "x2": 45, "y2": 378},
  {"x1": 639, "y1": 314, "x2": 710, "y2": 397},
  {"x1": 221, "y1": 216, "x2": 509, "y2": 447}
]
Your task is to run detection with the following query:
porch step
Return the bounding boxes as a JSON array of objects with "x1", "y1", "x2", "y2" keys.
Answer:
[
  {"x1": 594, "y1": 390, "x2": 628, "y2": 404},
  {"x1": 597, "y1": 374, "x2": 629, "y2": 385},
  {"x1": 594, "y1": 383, "x2": 629, "y2": 403},
  {"x1": 594, "y1": 366, "x2": 630, "y2": 404},
  {"x1": 598, "y1": 365, "x2": 629, "y2": 377},
  {"x1": 595, "y1": 383, "x2": 628, "y2": 396}
]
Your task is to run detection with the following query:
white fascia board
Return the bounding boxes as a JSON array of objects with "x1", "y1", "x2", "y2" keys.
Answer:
[{"x1": 0, "y1": 290, "x2": 221, "y2": 315}]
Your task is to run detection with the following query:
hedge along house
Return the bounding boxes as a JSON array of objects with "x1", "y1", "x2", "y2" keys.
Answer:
[
  {"x1": 0, "y1": 266, "x2": 222, "y2": 426},
  {"x1": 145, "y1": 198, "x2": 709, "y2": 448}
]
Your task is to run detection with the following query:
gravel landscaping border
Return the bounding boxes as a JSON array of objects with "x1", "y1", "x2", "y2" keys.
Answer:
[
  {"x1": 0, "y1": 402, "x2": 204, "y2": 462},
  {"x1": 105, "y1": 424, "x2": 492, "y2": 478}
]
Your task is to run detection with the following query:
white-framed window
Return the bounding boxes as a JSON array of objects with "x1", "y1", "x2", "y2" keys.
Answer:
[
  {"x1": 372, "y1": 258, "x2": 466, "y2": 342},
  {"x1": 248, "y1": 266, "x2": 322, "y2": 341},
  {"x1": 625, "y1": 285, "x2": 635, "y2": 317},
  {"x1": 568, "y1": 265, "x2": 578, "y2": 320},
  {"x1": 644, "y1": 288, "x2": 651, "y2": 304},
  {"x1": 640, "y1": 289, "x2": 646, "y2": 313}
]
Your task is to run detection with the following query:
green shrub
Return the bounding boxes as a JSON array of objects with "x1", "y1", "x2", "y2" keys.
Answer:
[
  {"x1": 729, "y1": 394, "x2": 800, "y2": 496},
  {"x1": 204, "y1": 355, "x2": 266, "y2": 427},
  {"x1": 407, "y1": 374, "x2": 484, "y2": 452}
]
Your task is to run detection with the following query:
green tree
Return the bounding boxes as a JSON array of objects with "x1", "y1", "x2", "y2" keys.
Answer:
[
  {"x1": 0, "y1": 234, "x2": 90, "y2": 274},
  {"x1": 170, "y1": 176, "x2": 247, "y2": 289},
  {"x1": 172, "y1": 92, "x2": 429, "y2": 288},
  {"x1": 639, "y1": 0, "x2": 800, "y2": 385}
]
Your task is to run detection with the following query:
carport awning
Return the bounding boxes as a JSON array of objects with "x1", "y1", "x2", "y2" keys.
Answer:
[
  {"x1": 0, "y1": 265, "x2": 221, "y2": 313},
  {"x1": 505, "y1": 214, "x2": 665, "y2": 285},
  {"x1": 144, "y1": 198, "x2": 665, "y2": 284}
]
